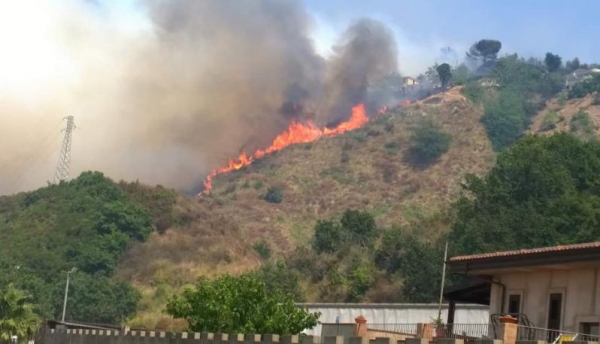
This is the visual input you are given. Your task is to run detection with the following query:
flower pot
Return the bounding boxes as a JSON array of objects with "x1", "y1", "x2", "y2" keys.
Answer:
[{"x1": 499, "y1": 315, "x2": 518, "y2": 324}]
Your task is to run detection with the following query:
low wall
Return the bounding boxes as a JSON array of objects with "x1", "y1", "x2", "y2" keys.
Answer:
[{"x1": 37, "y1": 329, "x2": 582, "y2": 344}]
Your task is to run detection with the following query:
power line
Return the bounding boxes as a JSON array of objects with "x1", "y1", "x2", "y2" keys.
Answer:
[{"x1": 54, "y1": 116, "x2": 76, "y2": 184}]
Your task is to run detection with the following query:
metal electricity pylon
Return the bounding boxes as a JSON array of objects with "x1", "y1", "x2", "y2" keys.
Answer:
[{"x1": 54, "y1": 116, "x2": 76, "y2": 183}]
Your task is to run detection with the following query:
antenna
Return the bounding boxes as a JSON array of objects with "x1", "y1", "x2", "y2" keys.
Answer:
[{"x1": 54, "y1": 116, "x2": 76, "y2": 184}]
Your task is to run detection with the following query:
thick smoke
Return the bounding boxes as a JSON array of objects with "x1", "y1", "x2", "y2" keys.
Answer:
[
  {"x1": 0, "y1": 0, "x2": 399, "y2": 195},
  {"x1": 325, "y1": 19, "x2": 398, "y2": 125}
]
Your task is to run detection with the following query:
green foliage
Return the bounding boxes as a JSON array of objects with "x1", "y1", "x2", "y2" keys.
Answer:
[
  {"x1": 264, "y1": 186, "x2": 283, "y2": 204},
  {"x1": 568, "y1": 74, "x2": 600, "y2": 99},
  {"x1": 558, "y1": 93, "x2": 567, "y2": 106},
  {"x1": 541, "y1": 111, "x2": 560, "y2": 131},
  {"x1": 0, "y1": 284, "x2": 38, "y2": 344},
  {"x1": 566, "y1": 58, "x2": 581, "y2": 72},
  {"x1": 253, "y1": 180, "x2": 264, "y2": 189},
  {"x1": 462, "y1": 81, "x2": 485, "y2": 104},
  {"x1": 312, "y1": 210, "x2": 377, "y2": 253},
  {"x1": 165, "y1": 274, "x2": 320, "y2": 335},
  {"x1": 340, "y1": 209, "x2": 377, "y2": 246},
  {"x1": 466, "y1": 39, "x2": 502, "y2": 63},
  {"x1": 57, "y1": 274, "x2": 140, "y2": 324},
  {"x1": 255, "y1": 260, "x2": 303, "y2": 301},
  {"x1": 384, "y1": 141, "x2": 400, "y2": 155},
  {"x1": 545, "y1": 52, "x2": 562, "y2": 72},
  {"x1": 405, "y1": 118, "x2": 452, "y2": 167},
  {"x1": 253, "y1": 240, "x2": 272, "y2": 260},
  {"x1": 451, "y1": 64, "x2": 471, "y2": 85},
  {"x1": 436, "y1": 63, "x2": 452, "y2": 89},
  {"x1": 451, "y1": 134, "x2": 600, "y2": 255},
  {"x1": 312, "y1": 220, "x2": 344, "y2": 254},
  {"x1": 0, "y1": 171, "x2": 171, "y2": 324},
  {"x1": 570, "y1": 111, "x2": 595, "y2": 137},
  {"x1": 482, "y1": 88, "x2": 527, "y2": 150}
]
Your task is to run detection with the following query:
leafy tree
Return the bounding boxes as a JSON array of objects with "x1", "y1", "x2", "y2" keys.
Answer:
[
  {"x1": 436, "y1": 63, "x2": 452, "y2": 90},
  {"x1": 451, "y1": 134, "x2": 600, "y2": 256},
  {"x1": 545, "y1": 52, "x2": 562, "y2": 72},
  {"x1": 165, "y1": 274, "x2": 320, "y2": 335},
  {"x1": 0, "y1": 284, "x2": 38, "y2": 344},
  {"x1": 466, "y1": 39, "x2": 502, "y2": 63},
  {"x1": 312, "y1": 220, "x2": 344, "y2": 253},
  {"x1": 340, "y1": 209, "x2": 377, "y2": 246},
  {"x1": 405, "y1": 118, "x2": 452, "y2": 167},
  {"x1": 568, "y1": 74, "x2": 600, "y2": 99}
]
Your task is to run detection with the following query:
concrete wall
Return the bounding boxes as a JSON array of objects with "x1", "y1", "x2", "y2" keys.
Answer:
[
  {"x1": 298, "y1": 303, "x2": 489, "y2": 337},
  {"x1": 489, "y1": 266, "x2": 600, "y2": 332}
]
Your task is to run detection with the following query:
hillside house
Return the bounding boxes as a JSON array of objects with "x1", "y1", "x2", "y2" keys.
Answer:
[
  {"x1": 403, "y1": 76, "x2": 417, "y2": 86},
  {"x1": 446, "y1": 242, "x2": 600, "y2": 340},
  {"x1": 566, "y1": 68, "x2": 600, "y2": 89}
]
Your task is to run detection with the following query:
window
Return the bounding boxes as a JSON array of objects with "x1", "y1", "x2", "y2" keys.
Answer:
[
  {"x1": 581, "y1": 323, "x2": 600, "y2": 336},
  {"x1": 508, "y1": 294, "x2": 521, "y2": 314}
]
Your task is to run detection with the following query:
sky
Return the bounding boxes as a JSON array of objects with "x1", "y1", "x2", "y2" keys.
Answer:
[{"x1": 95, "y1": 0, "x2": 600, "y2": 76}]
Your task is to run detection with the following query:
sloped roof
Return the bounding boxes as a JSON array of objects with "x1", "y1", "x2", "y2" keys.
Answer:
[{"x1": 450, "y1": 242, "x2": 600, "y2": 262}]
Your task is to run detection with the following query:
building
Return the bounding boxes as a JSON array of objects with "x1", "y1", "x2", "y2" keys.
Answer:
[
  {"x1": 565, "y1": 68, "x2": 600, "y2": 88},
  {"x1": 446, "y1": 242, "x2": 600, "y2": 338},
  {"x1": 402, "y1": 77, "x2": 417, "y2": 86}
]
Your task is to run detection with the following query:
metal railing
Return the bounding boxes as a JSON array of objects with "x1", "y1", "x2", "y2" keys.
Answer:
[
  {"x1": 367, "y1": 323, "x2": 418, "y2": 335},
  {"x1": 517, "y1": 325, "x2": 600, "y2": 343},
  {"x1": 435, "y1": 323, "x2": 493, "y2": 341}
]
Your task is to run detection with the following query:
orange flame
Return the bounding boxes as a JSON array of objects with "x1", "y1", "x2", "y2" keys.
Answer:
[{"x1": 202, "y1": 103, "x2": 368, "y2": 194}]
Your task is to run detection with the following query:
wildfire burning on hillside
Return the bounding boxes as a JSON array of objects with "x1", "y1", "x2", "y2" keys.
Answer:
[{"x1": 202, "y1": 103, "x2": 369, "y2": 194}]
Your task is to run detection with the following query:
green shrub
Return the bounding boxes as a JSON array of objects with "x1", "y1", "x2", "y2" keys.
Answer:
[
  {"x1": 384, "y1": 141, "x2": 400, "y2": 155},
  {"x1": 264, "y1": 186, "x2": 283, "y2": 204},
  {"x1": 253, "y1": 180, "x2": 264, "y2": 189},
  {"x1": 312, "y1": 220, "x2": 344, "y2": 253},
  {"x1": 405, "y1": 119, "x2": 452, "y2": 167},
  {"x1": 558, "y1": 93, "x2": 567, "y2": 106},
  {"x1": 462, "y1": 81, "x2": 486, "y2": 104},
  {"x1": 570, "y1": 111, "x2": 595, "y2": 137},
  {"x1": 253, "y1": 240, "x2": 271, "y2": 260},
  {"x1": 569, "y1": 74, "x2": 600, "y2": 99},
  {"x1": 482, "y1": 89, "x2": 526, "y2": 151},
  {"x1": 540, "y1": 111, "x2": 560, "y2": 131}
]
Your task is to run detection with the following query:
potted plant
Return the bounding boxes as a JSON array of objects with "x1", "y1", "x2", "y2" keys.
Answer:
[{"x1": 432, "y1": 317, "x2": 446, "y2": 338}]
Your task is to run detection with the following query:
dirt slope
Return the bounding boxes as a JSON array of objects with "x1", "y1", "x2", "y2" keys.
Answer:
[{"x1": 116, "y1": 87, "x2": 496, "y2": 329}]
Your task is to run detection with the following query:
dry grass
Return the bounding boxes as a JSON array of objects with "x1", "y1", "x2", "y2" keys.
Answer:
[
  {"x1": 117, "y1": 87, "x2": 496, "y2": 327},
  {"x1": 529, "y1": 93, "x2": 600, "y2": 135}
]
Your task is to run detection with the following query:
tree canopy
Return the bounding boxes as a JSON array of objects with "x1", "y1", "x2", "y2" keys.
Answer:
[
  {"x1": 466, "y1": 39, "x2": 502, "y2": 63},
  {"x1": 0, "y1": 171, "x2": 174, "y2": 323},
  {"x1": 451, "y1": 134, "x2": 600, "y2": 255},
  {"x1": 0, "y1": 284, "x2": 38, "y2": 344},
  {"x1": 545, "y1": 52, "x2": 562, "y2": 72},
  {"x1": 436, "y1": 63, "x2": 452, "y2": 90},
  {"x1": 165, "y1": 274, "x2": 320, "y2": 335}
]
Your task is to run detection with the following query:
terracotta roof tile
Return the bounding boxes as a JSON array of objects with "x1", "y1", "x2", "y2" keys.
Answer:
[{"x1": 449, "y1": 241, "x2": 600, "y2": 262}]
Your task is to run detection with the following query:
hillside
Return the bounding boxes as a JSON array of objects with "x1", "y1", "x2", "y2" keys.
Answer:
[
  {"x1": 530, "y1": 92, "x2": 600, "y2": 136},
  {"x1": 114, "y1": 87, "x2": 496, "y2": 328}
]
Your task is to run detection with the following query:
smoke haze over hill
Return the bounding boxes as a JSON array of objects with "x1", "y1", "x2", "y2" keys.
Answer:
[{"x1": 0, "y1": 0, "x2": 415, "y2": 194}]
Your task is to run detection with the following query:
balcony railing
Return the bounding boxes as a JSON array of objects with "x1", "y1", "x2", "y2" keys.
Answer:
[
  {"x1": 365, "y1": 323, "x2": 600, "y2": 344},
  {"x1": 516, "y1": 325, "x2": 600, "y2": 344}
]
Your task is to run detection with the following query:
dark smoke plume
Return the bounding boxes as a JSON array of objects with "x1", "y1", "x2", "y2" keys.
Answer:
[
  {"x1": 324, "y1": 18, "x2": 399, "y2": 125},
  {"x1": 0, "y1": 0, "x2": 400, "y2": 194}
]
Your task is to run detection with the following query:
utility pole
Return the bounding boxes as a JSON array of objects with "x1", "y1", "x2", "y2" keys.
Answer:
[
  {"x1": 54, "y1": 116, "x2": 75, "y2": 184},
  {"x1": 61, "y1": 267, "x2": 77, "y2": 322},
  {"x1": 437, "y1": 241, "x2": 449, "y2": 322}
]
